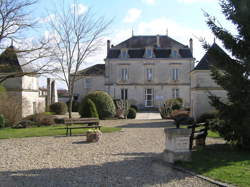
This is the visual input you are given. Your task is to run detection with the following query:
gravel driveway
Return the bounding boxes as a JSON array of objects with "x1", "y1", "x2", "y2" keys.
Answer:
[{"x1": 0, "y1": 119, "x2": 217, "y2": 187}]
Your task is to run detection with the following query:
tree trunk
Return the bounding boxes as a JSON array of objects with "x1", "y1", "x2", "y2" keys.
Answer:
[{"x1": 68, "y1": 95, "x2": 74, "y2": 119}]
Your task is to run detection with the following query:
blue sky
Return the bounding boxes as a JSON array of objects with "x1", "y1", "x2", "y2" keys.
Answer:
[{"x1": 31, "y1": 0, "x2": 236, "y2": 88}]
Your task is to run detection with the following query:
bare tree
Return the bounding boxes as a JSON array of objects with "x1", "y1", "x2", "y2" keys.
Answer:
[
  {"x1": 0, "y1": 0, "x2": 57, "y2": 83},
  {"x1": 48, "y1": 1, "x2": 111, "y2": 118}
]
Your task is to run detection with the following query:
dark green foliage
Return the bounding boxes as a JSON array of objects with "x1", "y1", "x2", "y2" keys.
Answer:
[
  {"x1": 166, "y1": 98, "x2": 183, "y2": 110},
  {"x1": 66, "y1": 100, "x2": 79, "y2": 112},
  {"x1": 80, "y1": 91, "x2": 115, "y2": 119},
  {"x1": 0, "y1": 114, "x2": 5, "y2": 128},
  {"x1": 197, "y1": 112, "x2": 217, "y2": 123},
  {"x1": 49, "y1": 102, "x2": 68, "y2": 115},
  {"x1": 127, "y1": 108, "x2": 136, "y2": 119},
  {"x1": 130, "y1": 105, "x2": 138, "y2": 111},
  {"x1": 79, "y1": 98, "x2": 99, "y2": 118},
  {"x1": 205, "y1": 0, "x2": 250, "y2": 149},
  {"x1": 171, "y1": 110, "x2": 194, "y2": 128}
]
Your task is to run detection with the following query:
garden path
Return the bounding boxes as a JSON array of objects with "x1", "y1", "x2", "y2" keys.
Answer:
[{"x1": 0, "y1": 119, "x2": 217, "y2": 187}]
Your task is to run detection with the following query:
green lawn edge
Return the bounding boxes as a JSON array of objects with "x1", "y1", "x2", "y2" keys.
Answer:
[
  {"x1": 177, "y1": 144, "x2": 250, "y2": 187},
  {"x1": 0, "y1": 125, "x2": 121, "y2": 139}
]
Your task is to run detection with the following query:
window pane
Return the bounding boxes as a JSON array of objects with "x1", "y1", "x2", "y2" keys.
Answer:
[{"x1": 146, "y1": 89, "x2": 152, "y2": 94}]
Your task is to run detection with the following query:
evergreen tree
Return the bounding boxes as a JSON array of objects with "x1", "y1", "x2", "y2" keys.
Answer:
[{"x1": 205, "y1": 0, "x2": 250, "y2": 149}]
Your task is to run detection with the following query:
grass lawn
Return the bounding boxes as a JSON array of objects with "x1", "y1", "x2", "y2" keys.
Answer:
[
  {"x1": 207, "y1": 130, "x2": 220, "y2": 138},
  {"x1": 177, "y1": 144, "x2": 250, "y2": 187},
  {"x1": 0, "y1": 125, "x2": 121, "y2": 139}
]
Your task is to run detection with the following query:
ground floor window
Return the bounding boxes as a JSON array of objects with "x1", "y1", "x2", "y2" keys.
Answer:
[
  {"x1": 121, "y1": 88, "x2": 128, "y2": 100},
  {"x1": 145, "y1": 88, "x2": 153, "y2": 107},
  {"x1": 172, "y1": 88, "x2": 180, "y2": 98}
]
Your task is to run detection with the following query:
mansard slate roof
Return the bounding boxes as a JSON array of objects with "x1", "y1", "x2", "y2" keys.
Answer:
[
  {"x1": 107, "y1": 35, "x2": 192, "y2": 59},
  {"x1": 76, "y1": 64, "x2": 105, "y2": 76},
  {"x1": 115, "y1": 35, "x2": 186, "y2": 48},
  {"x1": 194, "y1": 43, "x2": 229, "y2": 70},
  {"x1": 0, "y1": 46, "x2": 23, "y2": 73}
]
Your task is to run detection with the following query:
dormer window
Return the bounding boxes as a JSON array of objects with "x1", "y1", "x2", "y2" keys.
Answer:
[
  {"x1": 121, "y1": 49, "x2": 127, "y2": 58},
  {"x1": 145, "y1": 48, "x2": 153, "y2": 58},
  {"x1": 172, "y1": 50, "x2": 178, "y2": 58}
]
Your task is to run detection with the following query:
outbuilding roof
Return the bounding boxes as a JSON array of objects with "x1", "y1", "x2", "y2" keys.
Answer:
[
  {"x1": 194, "y1": 43, "x2": 229, "y2": 70},
  {"x1": 0, "y1": 46, "x2": 23, "y2": 73},
  {"x1": 76, "y1": 64, "x2": 105, "y2": 76}
]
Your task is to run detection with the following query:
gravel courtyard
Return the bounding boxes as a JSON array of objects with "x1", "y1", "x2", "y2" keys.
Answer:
[{"x1": 0, "y1": 119, "x2": 218, "y2": 187}]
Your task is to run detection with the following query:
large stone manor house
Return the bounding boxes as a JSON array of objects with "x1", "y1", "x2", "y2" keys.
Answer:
[{"x1": 73, "y1": 35, "x2": 227, "y2": 119}]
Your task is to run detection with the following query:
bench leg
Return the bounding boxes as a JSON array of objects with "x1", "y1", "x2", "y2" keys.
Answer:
[
  {"x1": 66, "y1": 128, "x2": 68, "y2": 136},
  {"x1": 70, "y1": 129, "x2": 72, "y2": 136}
]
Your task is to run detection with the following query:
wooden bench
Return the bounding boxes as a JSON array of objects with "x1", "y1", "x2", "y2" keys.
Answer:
[
  {"x1": 64, "y1": 118, "x2": 101, "y2": 136},
  {"x1": 188, "y1": 122, "x2": 208, "y2": 150}
]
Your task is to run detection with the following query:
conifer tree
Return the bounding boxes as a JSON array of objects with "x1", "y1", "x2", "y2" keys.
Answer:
[{"x1": 205, "y1": 0, "x2": 250, "y2": 149}]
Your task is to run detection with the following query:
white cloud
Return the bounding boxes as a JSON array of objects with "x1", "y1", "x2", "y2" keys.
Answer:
[
  {"x1": 71, "y1": 3, "x2": 88, "y2": 15},
  {"x1": 177, "y1": 0, "x2": 216, "y2": 3},
  {"x1": 123, "y1": 8, "x2": 142, "y2": 23},
  {"x1": 142, "y1": 0, "x2": 156, "y2": 5}
]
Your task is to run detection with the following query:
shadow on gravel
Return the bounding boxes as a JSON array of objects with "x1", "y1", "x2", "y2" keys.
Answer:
[
  {"x1": 72, "y1": 140, "x2": 92, "y2": 144},
  {"x1": 117, "y1": 120, "x2": 174, "y2": 128},
  {"x1": 0, "y1": 152, "x2": 195, "y2": 187}
]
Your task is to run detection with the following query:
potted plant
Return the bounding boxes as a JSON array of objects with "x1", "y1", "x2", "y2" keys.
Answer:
[{"x1": 86, "y1": 129, "x2": 102, "y2": 142}]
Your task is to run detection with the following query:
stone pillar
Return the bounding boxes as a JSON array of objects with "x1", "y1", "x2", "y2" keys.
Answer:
[
  {"x1": 46, "y1": 78, "x2": 51, "y2": 111},
  {"x1": 163, "y1": 128, "x2": 191, "y2": 163}
]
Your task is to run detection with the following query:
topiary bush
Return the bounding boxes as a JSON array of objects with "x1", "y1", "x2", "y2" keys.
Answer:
[
  {"x1": 49, "y1": 102, "x2": 68, "y2": 115},
  {"x1": 170, "y1": 110, "x2": 194, "y2": 128},
  {"x1": 0, "y1": 114, "x2": 5, "y2": 128},
  {"x1": 127, "y1": 108, "x2": 136, "y2": 119},
  {"x1": 79, "y1": 98, "x2": 99, "y2": 118},
  {"x1": 130, "y1": 105, "x2": 138, "y2": 112},
  {"x1": 80, "y1": 91, "x2": 116, "y2": 119}
]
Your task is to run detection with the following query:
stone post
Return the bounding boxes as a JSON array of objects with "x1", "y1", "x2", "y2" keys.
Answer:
[
  {"x1": 163, "y1": 128, "x2": 192, "y2": 163},
  {"x1": 46, "y1": 78, "x2": 51, "y2": 111}
]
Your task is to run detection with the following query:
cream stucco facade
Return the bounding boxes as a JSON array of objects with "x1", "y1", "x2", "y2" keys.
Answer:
[
  {"x1": 190, "y1": 70, "x2": 227, "y2": 119},
  {"x1": 73, "y1": 36, "x2": 228, "y2": 117},
  {"x1": 105, "y1": 58, "x2": 194, "y2": 109},
  {"x1": 2, "y1": 75, "x2": 46, "y2": 119}
]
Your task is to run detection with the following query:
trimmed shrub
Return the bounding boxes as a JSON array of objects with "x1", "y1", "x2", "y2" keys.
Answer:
[
  {"x1": 79, "y1": 98, "x2": 99, "y2": 118},
  {"x1": 197, "y1": 112, "x2": 217, "y2": 123},
  {"x1": 127, "y1": 108, "x2": 136, "y2": 119},
  {"x1": 49, "y1": 102, "x2": 68, "y2": 115},
  {"x1": 130, "y1": 105, "x2": 138, "y2": 112},
  {"x1": 80, "y1": 91, "x2": 116, "y2": 119},
  {"x1": 166, "y1": 98, "x2": 183, "y2": 110},
  {"x1": 0, "y1": 114, "x2": 5, "y2": 128},
  {"x1": 66, "y1": 100, "x2": 79, "y2": 112},
  {"x1": 171, "y1": 110, "x2": 194, "y2": 128}
]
